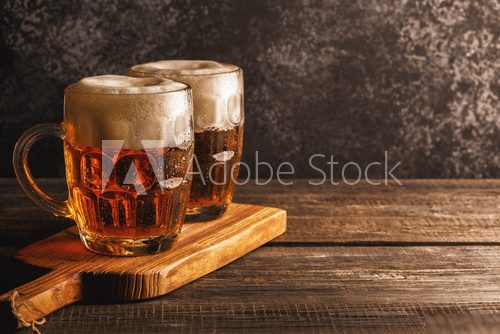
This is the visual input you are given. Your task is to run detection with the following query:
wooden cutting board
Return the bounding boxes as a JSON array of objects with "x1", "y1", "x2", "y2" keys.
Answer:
[{"x1": 0, "y1": 203, "x2": 286, "y2": 329}]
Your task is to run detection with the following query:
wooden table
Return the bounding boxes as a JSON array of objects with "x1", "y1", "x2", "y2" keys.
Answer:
[{"x1": 1, "y1": 179, "x2": 500, "y2": 333}]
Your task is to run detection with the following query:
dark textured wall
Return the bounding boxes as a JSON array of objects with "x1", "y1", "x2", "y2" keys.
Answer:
[{"x1": 1, "y1": 0, "x2": 499, "y2": 178}]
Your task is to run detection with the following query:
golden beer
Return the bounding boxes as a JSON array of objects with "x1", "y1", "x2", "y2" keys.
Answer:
[
  {"x1": 129, "y1": 61, "x2": 244, "y2": 220},
  {"x1": 64, "y1": 142, "x2": 191, "y2": 244}
]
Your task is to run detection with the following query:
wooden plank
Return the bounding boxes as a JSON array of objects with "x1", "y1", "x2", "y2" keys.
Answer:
[
  {"x1": 235, "y1": 180, "x2": 500, "y2": 243},
  {"x1": 130, "y1": 245, "x2": 500, "y2": 305},
  {"x1": 15, "y1": 245, "x2": 500, "y2": 333},
  {"x1": 426, "y1": 313, "x2": 500, "y2": 334},
  {"x1": 5, "y1": 243, "x2": 500, "y2": 304},
  {"x1": 34, "y1": 303, "x2": 500, "y2": 334},
  {"x1": 0, "y1": 204, "x2": 285, "y2": 327},
  {"x1": 2, "y1": 179, "x2": 500, "y2": 245},
  {"x1": 2, "y1": 177, "x2": 500, "y2": 332}
]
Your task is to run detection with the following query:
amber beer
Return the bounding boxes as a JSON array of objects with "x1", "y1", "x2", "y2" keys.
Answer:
[
  {"x1": 129, "y1": 61, "x2": 244, "y2": 220},
  {"x1": 64, "y1": 143, "x2": 191, "y2": 242},
  {"x1": 190, "y1": 126, "x2": 242, "y2": 210},
  {"x1": 13, "y1": 75, "x2": 194, "y2": 255}
]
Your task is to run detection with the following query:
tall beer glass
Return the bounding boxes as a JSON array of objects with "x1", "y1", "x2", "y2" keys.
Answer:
[
  {"x1": 13, "y1": 75, "x2": 194, "y2": 255},
  {"x1": 129, "y1": 61, "x2": 244, "y2": 221}
]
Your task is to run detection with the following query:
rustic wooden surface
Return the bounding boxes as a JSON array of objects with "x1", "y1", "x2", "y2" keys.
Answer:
[
  {"x1": 0, "y1": 203, "x2": 285, "y2": 328},
  {"x1": 2, "y1": 179, "x2": 500, "y2": 333}
]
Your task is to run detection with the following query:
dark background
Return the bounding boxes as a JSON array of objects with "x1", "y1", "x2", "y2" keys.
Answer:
[{"x1": 1, "y1": 0, "x2": 499, "y2": 178}]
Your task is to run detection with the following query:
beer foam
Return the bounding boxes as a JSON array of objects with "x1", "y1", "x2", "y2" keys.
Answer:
[
  {"x1": 64, "y1": 75, "x2": 193, "y2": 149},
  {"x1": 71, "y1": 75, "x2": 187, "y2": 94},
  {"x1": 129, "y1": 61, "x2": 244, "y2": 132}
]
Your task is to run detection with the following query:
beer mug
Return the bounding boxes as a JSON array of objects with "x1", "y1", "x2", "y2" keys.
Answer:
[
  {"x1": 13, "y1": 75, "x2": 194, "y2": 255},
  {"x1": 129, "y1": 61, "x2": 244, "y2": 220}
]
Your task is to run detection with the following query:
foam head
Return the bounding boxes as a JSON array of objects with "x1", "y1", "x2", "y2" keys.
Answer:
[
  {"x1": 64, "y1": 75, "x2": 193, "y2": 149},
  {"x1": 129, "y1": 61, "x2": 244, "y2": 132}
]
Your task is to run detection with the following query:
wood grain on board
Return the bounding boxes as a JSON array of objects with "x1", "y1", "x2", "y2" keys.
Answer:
[{"x1": 0, "y1": 203, "x2": 286, "y2": 328}]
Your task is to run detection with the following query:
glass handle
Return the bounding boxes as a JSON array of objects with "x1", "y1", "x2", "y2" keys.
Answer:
[{"x1": 13, "y1": 123, "x2": 72, "y2": 218}]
